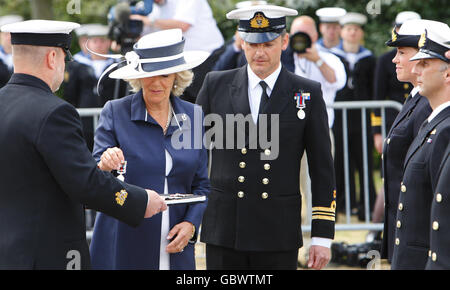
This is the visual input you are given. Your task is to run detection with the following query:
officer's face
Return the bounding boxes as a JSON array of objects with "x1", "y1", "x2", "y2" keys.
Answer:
[
  {"x1": 412, "y1": 58, "x2": 449, "y2": 99},
  {"x1": 140, "y1": 74, "x2": 176, "y2": 105},
  {"x1": 392, "y1": 47, "x2": 419, "y2": 83},
  {"x1": 242, "y1": 33, "x2": 289, "y2": 79}
]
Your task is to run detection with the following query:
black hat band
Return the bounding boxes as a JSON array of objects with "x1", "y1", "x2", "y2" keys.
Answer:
[
  {"x1": 10, "y1": 32, "x2": 72, "y2": 50},
  {"x1": 386, "y1": 34, "x2": 421, "y2": 48}
]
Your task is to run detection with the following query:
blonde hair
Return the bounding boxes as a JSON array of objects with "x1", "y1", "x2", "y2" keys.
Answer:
[{"x1": 127, "y1": 70, "x2": 194, "y2": 97}]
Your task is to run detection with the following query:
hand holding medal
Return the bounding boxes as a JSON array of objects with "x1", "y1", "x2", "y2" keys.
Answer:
[{"x1": 98, "y1": 147, "x2": 126, "y2": 177}]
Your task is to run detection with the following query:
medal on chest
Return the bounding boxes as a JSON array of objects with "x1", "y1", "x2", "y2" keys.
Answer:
[{"x1": 294, "y1": 91, "x2": 310, "y2": 120}]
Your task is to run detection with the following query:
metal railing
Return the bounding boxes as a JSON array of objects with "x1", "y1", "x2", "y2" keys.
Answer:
[
  {"x1": 79, "y1": 100, "x2": 403, "y2": 239},
  {"x1": 302, "y1": 100, "x2": 403, "y2": 232}
]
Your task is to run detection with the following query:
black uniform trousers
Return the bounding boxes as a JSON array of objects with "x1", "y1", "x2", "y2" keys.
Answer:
[{"x1": 206, "y1": 244, "x2": 298, "y2": 270}]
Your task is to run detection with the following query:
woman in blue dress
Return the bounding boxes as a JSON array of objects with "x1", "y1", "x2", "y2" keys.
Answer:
[{"x1": 89, "y1": 29, "x2": 210, "y2": 270}]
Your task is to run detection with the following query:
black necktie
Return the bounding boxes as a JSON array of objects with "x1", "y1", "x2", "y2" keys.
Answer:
[{"x1": 258, "y1": 81, "x2": 269, "y2": 115}]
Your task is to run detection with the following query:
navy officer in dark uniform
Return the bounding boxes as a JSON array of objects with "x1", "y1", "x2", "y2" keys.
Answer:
[
  {"x1": 197, "y1": 5, "x2": 336, "y2": 270},
  {"x1": 372, "y1": 11, "x2": 422, "y2": 148},
  {"x1": 379, "y1": 19, "x2": 434, "y2": 263},
  {"x1": 0, "y1": 19, "x2": 167, "y2": 269},
  {"x1": 391, "y1": 22, "x2": 450, "y2": 270},
  {"x1": 426, "y1": 144, "x2": 449, "y2": 270}
]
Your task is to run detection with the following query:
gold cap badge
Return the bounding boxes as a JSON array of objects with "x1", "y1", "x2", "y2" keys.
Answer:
[
  {"x1": 115, "y1": 189, "x2": 128, "y2": 206},
  {"x1": 250, "y1": 13, "x2": 270, "y2": 29},
  {"x1": 418, "y1": 31, "x2": 426, "y2": 48},
  {"x1": 391, "y1": 28, "x2": 398, "y2": 42}
]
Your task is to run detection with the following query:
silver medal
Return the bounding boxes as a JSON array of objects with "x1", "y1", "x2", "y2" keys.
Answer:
[{"x1": 297, "y1": 109, "x2": 305, "y2": 120}]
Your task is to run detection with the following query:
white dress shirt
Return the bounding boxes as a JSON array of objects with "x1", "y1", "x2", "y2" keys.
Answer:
[
  {"x1": 247, "y1": 63, "x2": 281, "y2": 124},
  {"x1": 247, "y1": 63, "x2": 332, "y2": 248},
  {"x1": 159, "y1": 149, "x2": 172, "y2": 270},
  {"x1": 428, "y1": 101, "x2": 450, "y2": 123},
  {"x1": 294, "y1": 51, "x2": 347, "y2": 128}
]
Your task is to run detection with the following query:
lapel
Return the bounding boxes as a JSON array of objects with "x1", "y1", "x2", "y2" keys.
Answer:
[
  {"x1": 404, "y1": 106, "x2": 450, "y2": 168},
  {"x1": 263, "y1": 67, "x2": 294, "y2": 116},
  {"x1": 229, "y1": 66, "x2": 251, "y2": 116},
  {"x1": 389, "y1": 92, "x2": 421, "y2": 132}
]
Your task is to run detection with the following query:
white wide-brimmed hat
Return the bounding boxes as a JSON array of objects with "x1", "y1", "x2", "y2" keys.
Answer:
[{"x1": 102, "y1": 29, "x2": 209, "y2": 80}]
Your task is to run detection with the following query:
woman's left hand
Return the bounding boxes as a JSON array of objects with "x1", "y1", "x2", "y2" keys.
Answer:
[{"x1": 166, "y1": 221, "x2": 195, "y2": 254}]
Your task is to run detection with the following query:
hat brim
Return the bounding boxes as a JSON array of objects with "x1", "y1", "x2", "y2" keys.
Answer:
[
  {"x1": 109, "y1": 51, "x2": 209, "y2": 80},
  {"x1": 410, "y1": 49, "x2": 449, "y2": 63},
  {"x1": 410, "y1": 50, "x2": 435, "y2": 61},
  {"x1": 239, "y1": 31, "x2": 282, "y2": 44}
]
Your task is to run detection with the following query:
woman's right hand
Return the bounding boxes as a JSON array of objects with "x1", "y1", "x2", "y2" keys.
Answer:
[{"x1": 98, "y1": 147, "x2": 125, "y2": 172}]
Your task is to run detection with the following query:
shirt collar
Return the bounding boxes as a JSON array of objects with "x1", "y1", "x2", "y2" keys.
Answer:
[
  {"x1": 247, "y1": 62, "x2": 282, "y2": 94},
  {"x1": 410, "y1": 86, "x2": 420, "y2": 98},
  {"x1": 428, "y1": 101, "x2": 450, "y2": 123}
]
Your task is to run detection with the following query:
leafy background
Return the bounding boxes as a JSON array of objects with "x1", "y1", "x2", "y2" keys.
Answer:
[{"x1": 0, "y1": 0, "x2": 448, "y2": 56}]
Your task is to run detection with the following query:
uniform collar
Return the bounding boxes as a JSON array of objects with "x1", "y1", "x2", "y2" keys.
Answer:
[
  {"x1": 247, "y1": 62, "x2": 282, "y2": 94},
  {"x1": 428, "y1": 101, "x2": 450, "y2": 123},
  {"x1": 410, "y1": 86, "x2": 420, "y2": 98},
  {"x1": 7, "y1": 73, "x2": 52, "y2": 93}
]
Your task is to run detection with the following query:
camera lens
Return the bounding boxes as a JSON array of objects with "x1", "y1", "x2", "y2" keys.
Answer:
[{"x1": 289, "y1": 32, "x2": 312, "y2": 54}]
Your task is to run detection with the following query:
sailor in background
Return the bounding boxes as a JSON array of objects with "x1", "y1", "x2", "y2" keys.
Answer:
[
  {"x1": 62, "y1": 24, "x2": 128, "y2": 152},
  {"x1": 315, "y1": 7, "x2": 347, "y2": 52},
  {"x1": 332, "y1": 12, "x2": 377, "y2": 220},
  {"x1": 0, "y1": 15, "x2": 23, "y2": 88},
  {"x1": 391, "y1": 22, "x2": 450, "y2": 270}
]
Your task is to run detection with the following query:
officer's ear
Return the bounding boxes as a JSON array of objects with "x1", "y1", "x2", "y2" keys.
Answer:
[
  {"x1": 281, "y1": 32, "x2": 289, "y2": 51},
  {"x1": 45, "y1": 48, "x2": 59, "y2": 71},
  {"x1": 443, "y1": 62, "x2": 450, "y2": 85}
]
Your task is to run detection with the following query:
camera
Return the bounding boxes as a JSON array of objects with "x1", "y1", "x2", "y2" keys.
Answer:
[
  {"x1": 107, "y1": 0, "x2": 153, "y2": 54},
  {"x1": 330, "y1": 240, "x2": 382, "y2": 268},
  {"x1": 289, "y1": 32, "x2": 312, "y2": 54}
]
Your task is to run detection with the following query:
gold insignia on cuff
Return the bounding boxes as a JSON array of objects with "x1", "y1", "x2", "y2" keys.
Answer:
[
  {"x1": 250, "y1": 13, "x2": 270, "y2": 29},
  {"x1": 115, "y1": 189, "x2": 128, "y2": 206},
  {"x1": 312, "y1": 198, "x2": 336, "y2": 222}
]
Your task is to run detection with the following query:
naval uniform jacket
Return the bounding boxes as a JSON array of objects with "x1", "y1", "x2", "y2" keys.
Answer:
[
  {"x1": 196, "y1": 65, "x2": 336, "y2": 251},
  {"x1": 381, "y1": 92, "x2": 432, "y2": 262},
  {"x1": 426, "y1": 145, "x2": 450, "y2": 270},
  {"x1": 0, "y1": 74, "x2": 148, "y2": 269},
  {"x1": 391, "y1": 106, "x2": 450, "y2": 270}
]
